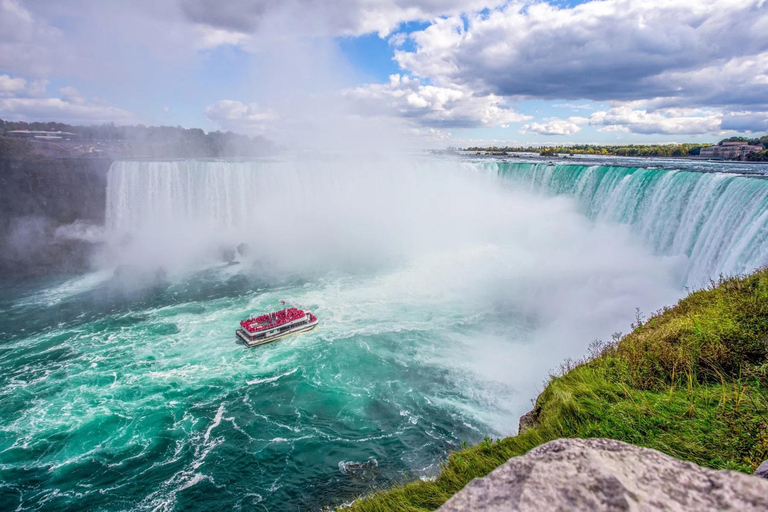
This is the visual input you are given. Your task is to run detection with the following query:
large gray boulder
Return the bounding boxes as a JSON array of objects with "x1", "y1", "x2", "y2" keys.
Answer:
[{"x1": 438, "y1": 438, "x2": 768, "y2": 512}]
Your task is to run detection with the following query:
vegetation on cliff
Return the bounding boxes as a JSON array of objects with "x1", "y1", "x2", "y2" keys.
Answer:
[
  {"x1": 345, "y1": 270, "x2": 768, "y2": 511},
  {"x1": 719, "y1": 135, "x2": 768, "y2": 147},
  {"x1": 466, "y1": 135, "x2": 768, "y2": 159},
  {"x1": 0, "y1": 118, "x2": 276, "y2": 158},
  {"x1": 747, "y1": 150, "x2": 768, "y2": 162},
  {"x1": 466, "y1": 143, "x2": 712, "y2": 157}
]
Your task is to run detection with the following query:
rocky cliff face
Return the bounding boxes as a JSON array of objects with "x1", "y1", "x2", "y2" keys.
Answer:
[
  {"x1": 438, "y1": 438, "x2": 768, "y2": 512},
  {"x1": 0, "y1": 157, "x2": 112, "y2": 278}
]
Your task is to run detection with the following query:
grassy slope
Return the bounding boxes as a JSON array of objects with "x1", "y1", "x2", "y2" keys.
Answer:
[{"x1": 345, "y1": 271, "x2": 768, "y2": 511}]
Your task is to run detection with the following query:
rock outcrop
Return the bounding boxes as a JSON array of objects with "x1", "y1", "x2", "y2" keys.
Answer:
[
  {"x1": 755, "y1": 460, "x2": 768, "y2": 479},
  {"x1": 517, "y1": 409, "x2": 538, "y2": 434},
  {"x1": 517, "y1": 392, "x2": 543, "y2": 435},
  {"x1": 438, "y1": 438, "x2": 768, "y2": 512}
]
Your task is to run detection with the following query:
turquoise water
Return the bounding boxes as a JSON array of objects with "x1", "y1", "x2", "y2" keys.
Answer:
[
  {"x1": 1, "y1": 157, "x2": 767, "y2": 511},
  {"x1": 0, "y1": 268, "x2": 521, "y2": 511},
  {"x1": 485, "y1": 161, "x2": 768, "y2": 288}
]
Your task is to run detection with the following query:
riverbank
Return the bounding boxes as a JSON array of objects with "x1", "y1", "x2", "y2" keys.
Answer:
[{"x1": 345, "y1": 269, "x2": 768, "y2": 511}]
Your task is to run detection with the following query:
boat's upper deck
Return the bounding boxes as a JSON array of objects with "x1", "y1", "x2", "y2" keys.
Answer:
[{"x1": 240, "y1": 307, "x2": 316, "y2": 333}]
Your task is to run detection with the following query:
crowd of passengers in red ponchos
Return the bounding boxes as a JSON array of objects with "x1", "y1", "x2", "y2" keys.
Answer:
[{"x1": 240, "y1": 307, "x2": 315, "y2": 333}]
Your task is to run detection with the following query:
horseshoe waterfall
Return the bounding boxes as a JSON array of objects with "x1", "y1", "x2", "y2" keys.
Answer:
[{"x1": 2, "y1": 156, "x2": 767, "y2": 511}]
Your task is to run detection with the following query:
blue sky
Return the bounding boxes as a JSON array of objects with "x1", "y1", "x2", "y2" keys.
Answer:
[{"x1": 0, "y1": 0, "x2": 766, "y2": 147}]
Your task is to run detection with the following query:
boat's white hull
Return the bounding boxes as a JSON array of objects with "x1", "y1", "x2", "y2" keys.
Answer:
[{"x1": 236, "y1": 318, "x2": 319, "y2": 347}]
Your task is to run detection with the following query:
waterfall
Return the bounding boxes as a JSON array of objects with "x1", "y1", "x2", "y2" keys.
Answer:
[
  {"x1": 105, "y1": 159, "x2": 768, "y2": 289},
  {"x1": 106, "y1": 160, "x2": 292, "y2": 231},
  {"x1": 484, "y1": 161, "x2": 768, "y2": 288}
]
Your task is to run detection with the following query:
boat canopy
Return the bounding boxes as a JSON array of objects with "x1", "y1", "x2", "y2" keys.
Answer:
[{"x1": 239, "y1": 307, "x2": 316, "y2": 333}]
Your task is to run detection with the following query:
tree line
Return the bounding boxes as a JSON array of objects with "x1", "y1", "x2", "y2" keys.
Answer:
[
  {"x1": 0, "y1": 119, "x2": 277, "y2": 158},
  {"x1": 466, "y1": 143, "x2": 712, "y2": 157},
  {"x1": 466, "y1": 135, "x2": 768, "y2": 160}
]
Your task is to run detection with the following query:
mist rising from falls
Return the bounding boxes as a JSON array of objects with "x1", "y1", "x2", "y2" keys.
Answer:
[
  {"x1": 102, "y1": 156, "x2": 685, "y2": 394},
  {"x1": 106, "y1": 158, "x2": 768, "y2": 290},
  {"x1": 100, "y1": 156, "x2": 768, "y2": 397},
  {"x1": 486, "y1": 162, "x2": 768, "y2": 288}
]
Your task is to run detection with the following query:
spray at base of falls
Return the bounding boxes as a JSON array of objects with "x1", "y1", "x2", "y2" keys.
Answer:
[
  {"x1": 485, "y1": 161, "x2": 768, "y2": 288},
  {"x1": 106, "y1": 158, "x2": 768, "y2": 289}
]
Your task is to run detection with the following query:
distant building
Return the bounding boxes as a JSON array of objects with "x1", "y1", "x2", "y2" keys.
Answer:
[
  {"x1": 700, "y1": 141, "x2": 763, "y2": 160},
  {"x1": 5, "y1": 130, "x2": 79, "y2": 141}
]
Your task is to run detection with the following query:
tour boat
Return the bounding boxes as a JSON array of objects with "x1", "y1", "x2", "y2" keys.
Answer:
[{"x1": 236, "y1": 307, "x2": 318, "y2": 347}]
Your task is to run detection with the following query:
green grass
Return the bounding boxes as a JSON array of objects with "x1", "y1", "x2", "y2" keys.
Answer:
[{"x1": 344, "y1": 271, "x2": 768, "y2": 511}]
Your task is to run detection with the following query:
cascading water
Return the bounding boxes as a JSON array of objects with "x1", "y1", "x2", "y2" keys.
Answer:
[
  {"x1": 1, "y1": 155, "x2": 764, "y2": 511},
  {"x1": 483, "y1": 161, "x2": 768, "y2": 288}
]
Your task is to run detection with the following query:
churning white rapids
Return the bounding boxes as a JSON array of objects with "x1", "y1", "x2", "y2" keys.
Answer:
[{"x1": 2, "y1": 155, "x2": 766, "y2": 511}]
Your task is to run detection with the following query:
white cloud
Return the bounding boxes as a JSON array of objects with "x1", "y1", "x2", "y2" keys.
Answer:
[
  {"x1": 58, "y1": 86, "x2": 87, "y2": 105},
  {"x1": 518, "y1": 106, "x2": 729, "y2": 136},
  {"x1": 388, "y1": 32, "x2": 408, "y2": 48},
  {"x1": 646, "y1": 52, "x2": 768, "y2": 110},
  {"x1": 0, "y1": 74, "x2": 26, "y2": 96},
  {"x1": 721, "y1": 111, "x2": 768, "y2": 133},
  {"x1": 0, "y1": 74, "x2": 49, "y2": 98},
  {"x1": 0, "y1": 0, "x2": 69, "y2": 76},
  {"x1": 2, "y1": 0, "x2": 765, "y2": 138},
  {"x1": 0, "y1": 97, "x2": 134, "y2": 124},
  {"x1": 204, "y1": 100, "x2": 277, "y2": 133},
  {"x1": 395, "y1": 0, "x2": 768, "y2": 110},
  {"x1": 0, "y1": 73, "x2": 134, "y2": 124},
  {"x1": 588, "y1": 106, "x2": 722, "y2": 135},
  {"x1": 179, "y1": 0, "x2": 507, "y2": 38},
  {"x1": 194, "y1": 25, "x2": 250, "y2": 49},
  {"x1": 347, "y1": 74, "x2": 531, "y2": 128},
  {"x1": 521, "y1": 117, "x2": 587, "y2": 136}
]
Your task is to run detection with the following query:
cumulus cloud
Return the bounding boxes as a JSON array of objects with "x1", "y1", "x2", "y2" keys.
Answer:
[
  {"x1": 204, "y1": 100, "x2": 277, "y2": 134},
  {"x1": 647, "y1": 53, "x2": 768, "y2": 111},
  {"x1": 0, "y1": 1, "x2": 250, "y2": 80},
  {"x1": 0, "y1": 0, "x2": 68, "y2": 76},
  {"x1": 521, "y1": 117, "x2": 587, "y2": 136},
  {"x1": 347, "y1": 74, "x2": 531, "y2": 128},
  {"x1": 518, "y1": 106, "x2": 727, "y2": 136},
  {"x1": 588, "y1": 106, "x2": 722, "y2": 135},
  {"x1": 0, "y1": 74, "x2": 49, "y2": 98},
  {"x1": 0, "y1": 97, "x2": 134, "y2": 124},
  {"x1": 0, "y1": 74, "x2": 26, "y2": 96},
  {"x1": 180, "y1": 0, "x2": 506, "y2": 37},
  {"x1": 721, "y1": 111, "x2": 768, "y2": 133},
  {"x1": 395, "y1": 0, "x2": 768, "y2": 110},
  {"x1": 193, "y1": 25, "x2": 250, "y2": 49},
  {"x1": 1, "y1": 0, "x2": 765, "y2": 136},
  {"x1": 0, "y1": 73, "x2": 134, "y2": 124}
]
